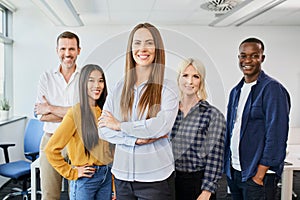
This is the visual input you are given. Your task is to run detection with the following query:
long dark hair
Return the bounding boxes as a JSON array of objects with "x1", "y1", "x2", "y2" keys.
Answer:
[{"x1": 79, "y1": 64, "x2": 107, "y2": 154}]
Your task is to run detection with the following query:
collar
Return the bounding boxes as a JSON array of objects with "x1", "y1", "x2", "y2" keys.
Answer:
[
  {"x1": 197, "y1": 100, "x2": 209, "y2": 108},
  {"x1": 52, "y1": 65, "x2": 81, "y2": 75},
  {"x1": 236, "y1": 70, "x2": 265, "y2": 90}
]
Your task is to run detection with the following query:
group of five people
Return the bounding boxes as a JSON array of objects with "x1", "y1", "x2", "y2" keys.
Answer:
[{"x1": 34, "y1": 22, "x2": 290, "y2": 200}]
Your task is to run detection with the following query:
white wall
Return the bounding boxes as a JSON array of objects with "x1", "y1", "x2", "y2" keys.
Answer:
[{"x1": 11, "y1": 1, "x2": 300, "y2": 126}]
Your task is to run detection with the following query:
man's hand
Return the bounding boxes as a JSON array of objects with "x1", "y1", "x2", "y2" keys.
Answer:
[
  {"x1": 35, "y1": 95, "x2": 70, "y2": 122},
  {"x1": 252, "y1": 176, "x2": 264, "y2": 186},
  {"x1": 252, "y1": 164, "x2": 269, "y2": 186},
  {"x1": 35, "y1": 96, "x2": 51, "y2": 115}
]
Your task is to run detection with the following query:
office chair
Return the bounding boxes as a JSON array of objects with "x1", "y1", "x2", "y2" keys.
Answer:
[{"x1": 0, "y1": 118, "x2": 44, "y2": 200}]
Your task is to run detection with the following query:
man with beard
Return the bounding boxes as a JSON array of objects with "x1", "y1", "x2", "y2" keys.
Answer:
[{"x1": 34, "y1": 31, "x2": 81, "y2": 200}]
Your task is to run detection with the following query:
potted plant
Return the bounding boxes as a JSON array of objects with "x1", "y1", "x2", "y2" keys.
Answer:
[{"x1": 0, "y1": 98, "x2": 11, "y2": 121}]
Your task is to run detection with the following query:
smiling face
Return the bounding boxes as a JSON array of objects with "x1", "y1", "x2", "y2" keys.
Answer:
[
  {"x1": 131, "y1": 28, "x2": 155, "y2": 68},
  {"x1": 178, "y1": 64, "x2": 201, "y2": 98},
  {"x1": 87, "y1": 70, "x2": 104, "y2": 106},
  {"x1": 57, "y1": 38, "x2": 81, "y2": 70},
  {"x1": 238, "y1": 42, "x2": 265, "y2": 83}
]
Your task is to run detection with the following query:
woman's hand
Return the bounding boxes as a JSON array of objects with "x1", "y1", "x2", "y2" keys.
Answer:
[
  {"x1": 98, "y1": 110, "x2": 121, "y2": 131},
  {"x1": 75, "y1": 165, "x2": 96, "y2": 178},
  {"x1": 135, "y1": 134, "x2": 168, "y2": 145},
  {"x1": 197, "y1": 190, "x2": 212, "y2": 200},
  {"x1": 136, "y1": 138, "x2": 158, "y2": 145}
]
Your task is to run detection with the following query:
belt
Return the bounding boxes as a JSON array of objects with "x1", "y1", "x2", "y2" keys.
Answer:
[{"x1": 45, "y1": 132, "x2": 53, "y2": 137}]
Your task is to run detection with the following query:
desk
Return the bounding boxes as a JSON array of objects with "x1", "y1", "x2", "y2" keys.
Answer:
[
  {"x1": 31, "y1": 158, "x2": 40, "y2": 200},
  {"x1": 281, "y1": 145, "x2": 300, "y2": 200}
]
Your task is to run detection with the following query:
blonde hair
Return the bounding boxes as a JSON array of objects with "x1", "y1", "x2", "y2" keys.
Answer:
[
  {"x1": 177, "y1": 58, "x2": 207, "y2": 100},
  {"x1": 120, "y1": 23, "x2": 165, "y2": 121}
]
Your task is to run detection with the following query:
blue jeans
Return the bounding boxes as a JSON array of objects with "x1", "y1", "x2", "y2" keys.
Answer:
[
  {"x1": 69, "y1": 165, "x2": 112, "y2": 200},
  {"x1": 227, "y1": 167, "x2": 279, "y2": 200}
]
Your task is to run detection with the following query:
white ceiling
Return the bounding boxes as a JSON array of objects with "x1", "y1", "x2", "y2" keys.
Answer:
[
  {"x1": 70, "y1": 0, "x2": 300, "y2": 26},
  {"x1": 8, "y1": 0, "x2": 300, "y2": 26},
  {"x1": 242, "y1": 0, "x2": 300, "y2": 26}
]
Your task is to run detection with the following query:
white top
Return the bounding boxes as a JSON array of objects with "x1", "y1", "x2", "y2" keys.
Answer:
[
  {"x1": 231, "y1": 81, "x2": 256, "y2": 171},
  {"x1": 99, "y1": 79, "x2": 179, "y2": 182},
  {"x1": 35, "y1": 66, "x2": 80, "y2": 133}
]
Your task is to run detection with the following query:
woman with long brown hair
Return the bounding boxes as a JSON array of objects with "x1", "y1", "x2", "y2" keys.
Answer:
[{"x1": 98, "y1": 23, "x2": 179, "y2": 200}]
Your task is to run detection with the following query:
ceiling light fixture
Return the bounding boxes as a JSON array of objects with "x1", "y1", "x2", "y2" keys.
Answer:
[
  {"x1": 30, "y1": 0, "x2": 83, "y2": 27},
  {"x1": 201, "y1": 0, "x2": 242, "y2": 16},
  {"x1": 209, "y1": 0, "x2": 287, "y2": 27}
]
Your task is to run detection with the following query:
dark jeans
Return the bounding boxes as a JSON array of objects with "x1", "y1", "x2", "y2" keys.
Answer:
[
  {"x1": 175, "y1": 170, "x2": 217, "y2": 200},
  {"x1": 227, "y1": 167, "x2": 279, "y2": 200},
  {"x1": 114, "y1": 172, "x2": 175, "y2": 200}
]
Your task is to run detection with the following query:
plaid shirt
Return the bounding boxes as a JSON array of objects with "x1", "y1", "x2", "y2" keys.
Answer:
[{"x1": 171, "y1": 100, "x2": 226, "y2": 193}]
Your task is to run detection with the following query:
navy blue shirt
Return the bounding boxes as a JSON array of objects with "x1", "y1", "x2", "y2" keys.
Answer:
[{"x1": 224, "y1": 71, "x2": 291, "y2": 182}]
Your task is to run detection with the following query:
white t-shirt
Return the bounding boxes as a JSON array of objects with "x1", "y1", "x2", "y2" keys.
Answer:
[{"x1": 231, "y1": 81, "x2": 256, "y2": 171}]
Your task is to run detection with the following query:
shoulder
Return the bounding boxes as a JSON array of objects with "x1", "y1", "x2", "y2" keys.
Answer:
[
  {"x1": 107, "y1": 79, "x2": 125, "y2": 100},
  {"x1": 67, "y1": 104, "x2": 77, "y2": 116},
  {"x1": 39, "y1": 68, "x2": 58, "y2": 80},
  {"x1": 64, "y1": 104, "x2": 80, "y2": 122},
  {"x1": 113, "y1": 79, "x2": 125, "y2": 91},
  {"x1": 202, "y1": 101, "x2": 225, "y2": 120},
  {"x1": 259, "y1": 72, "x2": 288, "y2": 93}
]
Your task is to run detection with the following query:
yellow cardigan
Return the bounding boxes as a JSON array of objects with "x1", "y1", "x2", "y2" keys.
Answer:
[{"x1": 45, "y1": 104, "x2": 113, "y2": 180}]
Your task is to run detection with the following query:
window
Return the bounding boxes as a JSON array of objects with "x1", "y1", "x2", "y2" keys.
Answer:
[
  {"x1": 0, "y1": 42, "x2": 4, "y2": 97},
  {"x1": 0, "y1": 7, "x2": 4, "y2": 98},
  {"x1": 0, "y1": 8, "x2": 3, "y2": 33},
  {"x1": 0, "y1": 4, "x2": 13, "y2": 101}
]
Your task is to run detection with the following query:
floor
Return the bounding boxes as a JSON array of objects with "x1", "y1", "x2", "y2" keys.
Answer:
[{"x1": 0, "y1": 172, "x2": 299, "y2": 200}]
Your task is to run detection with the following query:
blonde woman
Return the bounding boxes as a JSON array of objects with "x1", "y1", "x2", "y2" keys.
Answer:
[{"x1": 171, "y1": 58, "x2": 226, "y2": 200}]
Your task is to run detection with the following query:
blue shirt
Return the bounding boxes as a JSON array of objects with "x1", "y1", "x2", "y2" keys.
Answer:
[
  {"x1": 224, "y1": 71, "x2": 291, "y2": 181},
  {"x1": 98, "y1": 79, "x2": 179, "y2": 182}
]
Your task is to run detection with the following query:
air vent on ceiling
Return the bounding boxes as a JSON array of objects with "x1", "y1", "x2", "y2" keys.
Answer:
[{"x1": 201, "y1": 0, "x2": 242, "y2": 16}]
